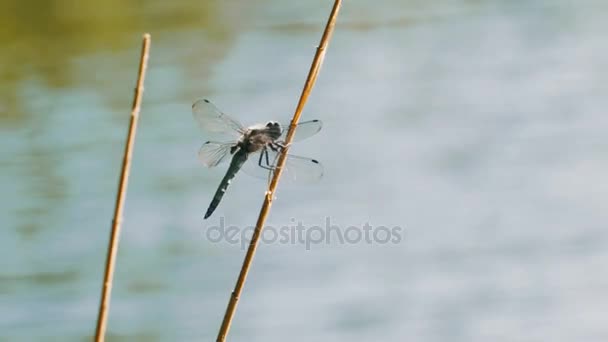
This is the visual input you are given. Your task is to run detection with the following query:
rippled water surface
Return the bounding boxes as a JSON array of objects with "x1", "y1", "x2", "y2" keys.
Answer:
[{"x1": 1, "y1": 1, "x2": 607, "y2": 341}]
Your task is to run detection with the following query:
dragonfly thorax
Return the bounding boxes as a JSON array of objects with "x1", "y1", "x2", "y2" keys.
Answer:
[{"x1": 238, "y1": 121, "x2": 283, "y2": 154}]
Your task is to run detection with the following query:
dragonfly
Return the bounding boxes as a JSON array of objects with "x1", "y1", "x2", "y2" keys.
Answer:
[{"x1": 192, "y1": 99, "x2": 323, "y2": 219}]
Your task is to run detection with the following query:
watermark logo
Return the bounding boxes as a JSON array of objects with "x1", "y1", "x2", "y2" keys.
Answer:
[{"x1": 205, "y1": 217, "x2": 403, "y2": 250}]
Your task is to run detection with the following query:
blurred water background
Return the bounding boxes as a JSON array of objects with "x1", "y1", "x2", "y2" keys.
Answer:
[{"x1": 1, "y1": 0, "x2": 608, "y2": 341}]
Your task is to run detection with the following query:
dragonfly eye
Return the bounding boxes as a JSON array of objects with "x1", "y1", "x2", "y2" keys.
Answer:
[{"x1": 265, "y1": 121, "x2": 282, "y2": 139}]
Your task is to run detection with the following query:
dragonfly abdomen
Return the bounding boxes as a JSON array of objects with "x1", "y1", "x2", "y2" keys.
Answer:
[{"x1": 204, "y1": 149, "x2": 249, "y2": 219}]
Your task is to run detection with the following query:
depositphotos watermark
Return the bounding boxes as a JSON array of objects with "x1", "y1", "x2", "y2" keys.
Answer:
[{"x1": 205, "y1": 217, "x2": 403, "y2": 250}]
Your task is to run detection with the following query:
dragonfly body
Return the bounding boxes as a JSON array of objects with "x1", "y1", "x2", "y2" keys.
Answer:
[
  {"x1": 205, "y1": 121, "x2": 284, "y2": 219},
  {"x1": 204, "y1": 148, "x2": 247, "y2": 219},
  {"x1": 192, "y1": 99, "x2": 323, "y2": 219}
]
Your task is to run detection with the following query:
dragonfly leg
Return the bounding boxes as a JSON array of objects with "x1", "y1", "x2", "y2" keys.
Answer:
[
  {"x1": 258, "y1": 148, "x2": 274, "y2": 171},
  {"x1": 265, "y1": 148, "x2": 271, "y2": 167},
  {"x1": 269, "y1": 141, "x2": 287, "y2": 152},
  {"x1": 276, "y1": 141, "x2": 289, "y2": 149},
  {"x1": 257, "y1": 149, "x2": 266, "y2": 168}
]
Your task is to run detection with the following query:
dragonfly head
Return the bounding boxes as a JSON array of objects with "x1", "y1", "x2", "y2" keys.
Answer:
[{"x1": 265, "y1": 121, "x2": 283, "y2": 140}]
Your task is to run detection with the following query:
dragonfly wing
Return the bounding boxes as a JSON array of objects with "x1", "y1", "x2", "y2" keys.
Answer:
[
  {"x1": 280, "y1": 119, "x2": 322, "y2": 142},
  {"x1": 241, "y1": 149, "x2": 323, "y2": 183},
  {"x1": 192, "y1": 99, "x2": 246, "y2": 140},
  {"x1": 198, "y1": 141, "x2": 234, "y2": 168},
  {"x1": 282, "y1": 154, "x2": 324, "y2": 183}
]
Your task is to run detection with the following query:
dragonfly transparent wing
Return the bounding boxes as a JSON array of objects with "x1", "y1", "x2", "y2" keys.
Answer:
[
  {"x1": 192, "y1": 99, "x2": 246, "y2": 140},
  {"x1": 198, "y1": 141, "x2": 235, "y2": 168},
  {"x1": 282, "y1": 154, "x2": 324, "y2": 183},
  {"x1": 242, "y1": 149, "x2": 323, "y2": 183},
  {"x1": 280, "y1": 119, "x2": 322, "y2": 142}
]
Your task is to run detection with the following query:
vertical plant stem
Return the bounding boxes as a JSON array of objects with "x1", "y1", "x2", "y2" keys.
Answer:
[
  {"x1": 215, "y1": 1, "x2": 342, "y2": 341},
  {"x1": 94, "y1": 33, "x2": 151, "y2": 342}
]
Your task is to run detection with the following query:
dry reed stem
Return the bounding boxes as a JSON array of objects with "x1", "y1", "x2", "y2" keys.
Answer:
[
  {"x1": 94, "y1": 33, "x2": 151, "y2": 342},
  {"x1": 215, "y1": 1, "x2": 342, "y2": 341}
]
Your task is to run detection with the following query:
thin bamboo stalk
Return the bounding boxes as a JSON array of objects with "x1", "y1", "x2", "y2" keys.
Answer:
[
  {"x1": 215, "y1": 1, "x2": 342, "y2": 341},
  {"x1": 94, "y1": 33, "x2": 151, "y2": 342}
]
